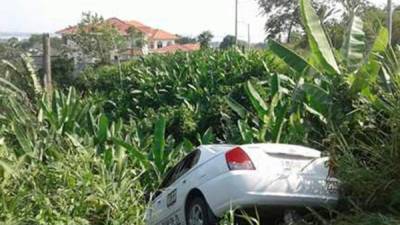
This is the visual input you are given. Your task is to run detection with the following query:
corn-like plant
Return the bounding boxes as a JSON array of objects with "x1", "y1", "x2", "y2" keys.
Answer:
[{"x1": 1, "y1": 1, "x2": 400, "y2": 223}]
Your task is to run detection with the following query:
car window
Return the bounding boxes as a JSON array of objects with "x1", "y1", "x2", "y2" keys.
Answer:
[
  {"x1": 158, "y1": 149, "x2": 201, "y2": 191},
  {"x1": 158, "y1": 165, "x2": 178, "y2": 190},
  {"x1": 172, "y1": 149, "x2": 201, "y2": 183}
]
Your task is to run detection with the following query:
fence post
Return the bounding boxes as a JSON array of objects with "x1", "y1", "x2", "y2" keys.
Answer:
[{"x1": 43, "y1": 33, "x2": 52, "y2": 93}]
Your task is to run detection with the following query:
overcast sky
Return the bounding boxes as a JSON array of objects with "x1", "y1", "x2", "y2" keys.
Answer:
[{"x1": 0, "y1": 0, "x2": 393, "y2": 43}]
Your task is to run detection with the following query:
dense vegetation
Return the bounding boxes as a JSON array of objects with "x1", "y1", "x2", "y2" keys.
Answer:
[{"x1": 1, "y1": 0, "x2": 400, "y2": 224}]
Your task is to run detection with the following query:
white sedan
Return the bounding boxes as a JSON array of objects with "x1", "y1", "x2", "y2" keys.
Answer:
[{"x1": 145, "y1": 144, "x2": 339, "y2": 225}]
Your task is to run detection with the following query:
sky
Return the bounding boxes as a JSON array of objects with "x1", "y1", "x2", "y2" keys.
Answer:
[{"x1": 0, "y1": 0, "x2": 394, "y2": 43}]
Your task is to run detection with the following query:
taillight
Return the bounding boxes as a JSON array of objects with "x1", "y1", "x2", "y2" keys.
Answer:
[{"x1": 225, "y1": 147, "x2": 255, "y2": 170}]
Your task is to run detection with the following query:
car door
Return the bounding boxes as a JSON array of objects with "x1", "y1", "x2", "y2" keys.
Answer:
[
  {"x1": 150, "y1": 150, "x2": 201, "y2": 225},
  {"x1": 157, "y1": 160, "x2": 185, "y2": 225},
  {"x1": 164, "y1": 150, "x2": 201, "y2": 225},
  {"x1": 149, "y1": 166, "x2": 178, "y2": 225}
]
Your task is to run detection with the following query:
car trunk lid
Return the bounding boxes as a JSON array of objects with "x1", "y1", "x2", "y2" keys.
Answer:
[{"x1": 241, "y1": 144, "x2": 326, "y2": 175}]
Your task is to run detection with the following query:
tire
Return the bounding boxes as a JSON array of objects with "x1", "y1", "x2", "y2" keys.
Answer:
[{"x1": 186, "y1": 197, "x2": 217, "y2": 225}]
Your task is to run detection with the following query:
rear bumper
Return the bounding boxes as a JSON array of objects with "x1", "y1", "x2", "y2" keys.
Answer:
[
  {"x1": 199, "y1": 171, "x2": 339, "y2": 217},
  {"x1": 217, "y1": 191, "x2": 338, "y2": 214}
]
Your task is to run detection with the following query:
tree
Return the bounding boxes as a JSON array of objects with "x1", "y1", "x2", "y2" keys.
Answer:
[
  {"x1": 68, "y1": 12, "x2": 125, "y2": 65},
  {"x1": 197, "y1": 31, "x2": 214, "y2": 49},
  {"x1": 257, "y1": 0, "x2": 300, "y2": 42},
  {"x1": 219, "y1": 35, "x2": 236, "y2": 49},
  {"x1": 256, "y1": 0, "x2": 366, "y2": 42},
  {"x1": 36, "y1": 57, "x2": 75, "y2": 89},
  {"x1": 361, "y1": 5, "x2": 400, "y2": 46},
  {"x1": 20, "y1": 34, "x2": 64, "y2": 54},
  {"x1": 20, "y1": 34, "x2": 42, "y2": 50},
  {"x1": 176, "y1": 36, "x2": 197, "y2": 45},
  {"x1": 127, "y1": 27, "x2": 146, "y2": 56},
  {"x1": 219, "y1": 35, "x2": 247, "y2": 49},
  {"x1": 392, "y1": 7, "x2": 400, "y2": 45},
  {"x1": 339, "y1": 0, "x2": 369, "y2": 14}
]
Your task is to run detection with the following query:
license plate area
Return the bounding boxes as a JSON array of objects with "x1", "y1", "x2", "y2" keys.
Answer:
[{"x1": 281, "y1": 160, "x2": 306, "y2": 171}]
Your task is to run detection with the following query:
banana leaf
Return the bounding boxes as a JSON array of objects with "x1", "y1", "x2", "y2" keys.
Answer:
[{"x1": 300, "y1": 0, "x2": 340, "y2": 75}]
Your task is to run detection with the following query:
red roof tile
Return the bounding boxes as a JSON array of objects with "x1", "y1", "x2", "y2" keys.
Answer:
[
  {"x1": 125, "y1": 20, "x2": 156, "y2": 36},
  {"x1": 150, "y1": 29, "x2": 178, "y2": 40},
  {"x1": 181, "y1": 43, "x2": 201, "y2": 51},
  {"x1": 107, "y1": 17, "x2": 132, "y2": 35},
  {"x1": 56, "y1": 26, "x2": 77, "y2": 34}
]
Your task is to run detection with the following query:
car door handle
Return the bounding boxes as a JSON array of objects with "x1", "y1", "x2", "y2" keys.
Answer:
[{"x1": 182, "y1": 179, "x2": 187, "y2": 184}]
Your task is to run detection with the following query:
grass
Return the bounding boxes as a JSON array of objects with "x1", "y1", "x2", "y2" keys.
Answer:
[{"x1": 0, "y1": 0, "x2": 400, "y2": 223}]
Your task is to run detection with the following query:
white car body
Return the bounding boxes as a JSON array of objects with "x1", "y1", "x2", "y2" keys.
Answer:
[{"x1": 145, "y1": 144, "x2": 339, "y2": 225}]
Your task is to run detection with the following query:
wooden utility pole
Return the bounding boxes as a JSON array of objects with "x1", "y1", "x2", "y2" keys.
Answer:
[
  {"x1": 388, "y1": 0, "x2": 393, "y2": 45},
  {"x1": 235, "y1": 0, "x2": 238, "y2": 45},
  {"x1": 43, "y1": 33, "x2": 52, "y2": 93}
]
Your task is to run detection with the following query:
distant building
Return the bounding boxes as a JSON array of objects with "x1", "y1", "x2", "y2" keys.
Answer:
[{"x1": 57, "y1": 17, "x2": 200, "y2": 62}]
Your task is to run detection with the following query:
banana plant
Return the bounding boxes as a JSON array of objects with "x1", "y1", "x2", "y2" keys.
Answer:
[
  {"x1": 1, "y1": 54, "x2": 43, "y2": 101},
  {"x1": 197, "y1": 128, "x2": 216, "y2": 145},
  {"x1": 38, "y1": 88, "x2": 93, "y2": 136},
  {"x1": 261, "y1": 0, "x2": 391, "y2": 130},
  {"x1": 226, "y1": 74, "x2": 298, "y2": 143},
  {"x1": 267, "y1": 0, "x2": 389, "y2": 100},
  {"x1": 112, "y1": 115, "x2": 192, "y2": 182}
]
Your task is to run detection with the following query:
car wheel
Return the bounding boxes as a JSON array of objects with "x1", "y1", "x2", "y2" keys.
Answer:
[{"x1": 186, "y1": 197, "x2": 217, "y2": 225}]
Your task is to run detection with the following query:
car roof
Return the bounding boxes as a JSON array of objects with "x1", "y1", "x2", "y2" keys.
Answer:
[
  {"x1": 200, "y1": 144, "x2": 235, "y2": 153},
  {"x1": 194, "y1": 144, "x2": 234, "y2": 164}
]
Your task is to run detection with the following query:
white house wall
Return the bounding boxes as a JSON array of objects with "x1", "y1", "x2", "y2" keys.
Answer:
[{"x1": 152, "y1": 40, "x2": 175, "y2": 49}]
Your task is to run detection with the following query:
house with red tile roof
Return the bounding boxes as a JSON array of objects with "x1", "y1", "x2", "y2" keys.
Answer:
[{"x1": 57, "y1": 17, "x2": 199, "y2": 59}]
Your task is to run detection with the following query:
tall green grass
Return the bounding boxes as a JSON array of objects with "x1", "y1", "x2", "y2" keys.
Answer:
[{"x1": 0, "y1": 0, "x2": 400, "y2": 223}]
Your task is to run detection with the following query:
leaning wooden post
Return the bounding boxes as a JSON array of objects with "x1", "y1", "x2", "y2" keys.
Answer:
[{"x1": 43, "y1": 33, "x2": 52, "y2": 93}]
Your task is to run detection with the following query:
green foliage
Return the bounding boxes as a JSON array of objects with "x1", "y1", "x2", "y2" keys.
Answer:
[
  {"x1": 300, "y1": 0, "x2": 340, "y2": 75},
  {"x1": 267, "y1": 39, "x2": 311, "y2": 73},
  {"x1": 151, "y1": 116, "x2": 167, "y2": 175},
  {"x1": 257, "y1": 0, "x2": 344, "y2": 42},
  {"x1": 257, "y1": 0, "x2": 301, "y2": 41},
  {"x1": 1, "y1": 1, "x2": 400, "y2": 223},
  {"x1": 1, "y1": 54, "x2": 43, "y2": 101},
  {"x1": 19, "y1": 34, "x2": 64, "y2": 53},
  {"x1": 341, "y1": 12, "x2": 366, "y2": 71},
  {"x1": 0, "y1": 141, "x2": 146, "y2": 224},
  {"x1": 197, "y1": 31, "x2": 214, "y2": 49},
  {"x1": 219, "y1": 35, "x2": 247, "y2": 50},
  {"x1": 50, "y1": 57, "x2": 76, "y2": 88},
  {"x1": 75, "y1": 49, "x2": 273, "y2": 143},
  {"x1": 68, "y1": 12, "x2": 125, "y2": 65},
  {"x1": 219, "y1": 35, "x2": 236, "y2": 50},
  {"x1": 176, "y1": 36, "x2": 197, "y2": 45}
]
